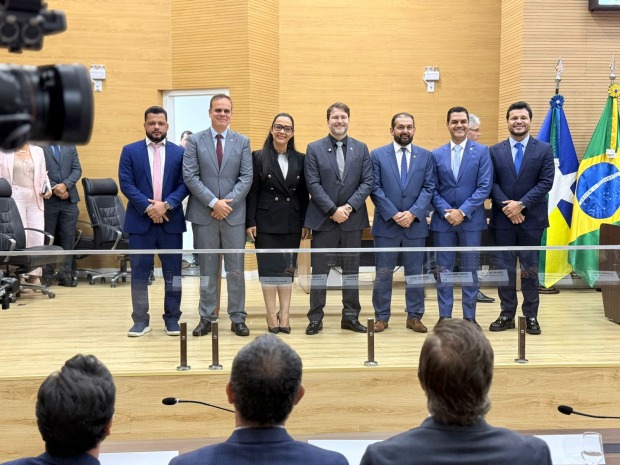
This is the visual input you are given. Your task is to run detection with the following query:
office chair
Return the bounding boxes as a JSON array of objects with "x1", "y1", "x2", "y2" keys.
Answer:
[
  {"x1": 81, "y1": 178, "x2": 129, "y2": 288},
  {"x1": 0, "y1": 178, "x2": 63, "y2": 299}
]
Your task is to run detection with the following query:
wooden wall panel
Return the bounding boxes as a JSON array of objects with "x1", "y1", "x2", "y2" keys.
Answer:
[
  {"x1": 278, "y1": 0, "x2": 502, "y2": 152},
  {"x1": 499, "y1": 0, "x2": 620, "y2": 157}
]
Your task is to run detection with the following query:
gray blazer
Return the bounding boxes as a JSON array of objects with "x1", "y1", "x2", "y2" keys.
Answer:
[
  {"x1": 183, "y1": 128, "x2": 253, "y2": 226},
  {"x1": 360, "y1": 417, "x2": 552, "y2": 465},
  {"x1": 304, "y1": 135, "x2": 372, "y2": 232},
  {"x1": 41, "y1": 145, "x2": 82, "y2": 203}
]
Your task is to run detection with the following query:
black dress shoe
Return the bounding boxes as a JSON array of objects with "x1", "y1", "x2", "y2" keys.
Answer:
[
  {"x1": 525, "y1": 317, "x2": 541, "y2": 335},
  {"x1": 305, "y1": 321, "x2": 323, "y2": 335},
  {"x1": 279, "y1": 326, "x2": 291, "y2": 334},
  {"x1": 464, "y1": 318, "x2": 482, "y2": 330},
  {"x1": 231, "y1": 322, "x2": 250, "y2": 337},
  {"x1": 268, "y1": 326, "x2": 280, "y2": 334},
  {"x1": 489, "y1": 316, "x2": 515, "y2": 332},
  {"x1": 192, "y1": 318, "x2": 212, "y2": 336},
  {"x1": 341, "y1": 319, "x2": 367, "y2": 333},
  {"x1": 477, "y1": 291, "x2": 495, "y2": 303}
]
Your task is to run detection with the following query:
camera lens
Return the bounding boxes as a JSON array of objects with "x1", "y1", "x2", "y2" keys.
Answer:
[{"x1": 0, "y1": 63, "x2": 93, "y2": 150}]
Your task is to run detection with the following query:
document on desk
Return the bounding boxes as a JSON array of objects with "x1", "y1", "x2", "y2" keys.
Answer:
[
  {"x1": 100, "y1": 450, "x2": 178, "y2": 465},
  {"x1": 535, "y1": 434, "x2": 606, "y2": 465}
]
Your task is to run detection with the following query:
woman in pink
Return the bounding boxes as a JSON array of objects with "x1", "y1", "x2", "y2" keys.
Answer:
[{"x1": 0, "y1": 143, "x2": 52, "y2": 286}]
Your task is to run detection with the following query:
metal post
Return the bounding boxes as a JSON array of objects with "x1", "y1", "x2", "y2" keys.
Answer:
[
  {"x1": 209, "y1": 321, "x2": 223, "y2": 370},
  {"x1": 364, "y1": 317, "x2": 378, "y2": 366},
  {"x1": 514, "y1": 315, "x2": 528, "y2": 364},
  {"x1": 177, "y1": 322, "x2": 191, "y2": 371}
]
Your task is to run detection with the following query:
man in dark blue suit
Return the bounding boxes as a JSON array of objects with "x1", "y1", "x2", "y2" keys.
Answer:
[
  {"x1": 488, "y1": 101, "x2": 554, "y2": 335},
  {"x1": 370, "y1": 112, "x2": 435, "y2": 334},
  {"x1": 359, "y1": 319, "x2": 552, "y2": 465},
  {"x1": 431, "y1": 107, "x2": 492, "y2": 327},
  {"x1": 119, "y1": 106, "x2": 189, "y2": 337},
  {"x1": 169, "y1": 334, "x2": 348, "y2": 465}
]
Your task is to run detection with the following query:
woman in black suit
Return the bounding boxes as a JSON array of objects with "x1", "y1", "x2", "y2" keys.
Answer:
[{"x1": 246, "y1": 113, "x2": 309, "y2": 334}]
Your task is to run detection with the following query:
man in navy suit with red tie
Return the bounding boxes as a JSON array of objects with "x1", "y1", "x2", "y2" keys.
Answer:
[
  {"x1": 370, "y1": 112, "x2": 435, "y2": 334},
  {"x1": 119, "y1": 106, "x2": 189, "y2": 337},
  {"x1": 488, "y1": 101, "x2": 554, "y2": 335}
]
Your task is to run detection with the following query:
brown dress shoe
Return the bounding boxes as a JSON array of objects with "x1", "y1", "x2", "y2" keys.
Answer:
[
  {"x1": 406, "y1": 317, "x2": 428, "y2": 333},
  {"x1": 373, "y1": 320, "x2": 388, "y2": 332}
]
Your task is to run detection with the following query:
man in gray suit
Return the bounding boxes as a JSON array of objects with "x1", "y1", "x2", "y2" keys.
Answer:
[
  {"x1": 360, "y1": 319, "x2": 552, "y2": 465},
  {"x1": 42, "y1": 144, "x2": 82, "y2": 287},
  {"x1": 183, "y1": 94, "x2": 253, "y2": 337},
  {"x1": 304, "y1": 102, "x2": 373, "y2": 335}
]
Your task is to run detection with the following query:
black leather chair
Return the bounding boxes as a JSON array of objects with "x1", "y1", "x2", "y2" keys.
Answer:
[
  {"x1": 0, "y1": 178, "x2": 63, "y2": 299},
  {"x1": 81, "y1": 178, "x2": 129, "y2": 287}
]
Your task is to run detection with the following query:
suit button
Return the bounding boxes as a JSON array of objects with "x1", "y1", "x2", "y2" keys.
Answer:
[
  {"x1": 286, "y1": 198, "x2": 290, "y2": 201},
  {"x1": 270, "y1": 187, "x2": 274, "y2": 190},
  {"x1": 268, "y1": 175, "x2": 272, "y2": 178},
  {"x1": 275, "y1": 197, "x2": 279, "y2": 201}
]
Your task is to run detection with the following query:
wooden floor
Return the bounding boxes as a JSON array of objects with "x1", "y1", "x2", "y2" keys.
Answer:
[{"x1": 1, "y1": 274, "x2": 620, "y2": 460}]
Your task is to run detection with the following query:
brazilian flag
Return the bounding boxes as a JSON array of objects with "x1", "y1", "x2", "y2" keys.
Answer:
[
  {"x1": 538, "y1": 95, "x2": 578, "y2": 288},
  {"x1": 568, "y1": 84, "x2": 620, "y2": 286}
]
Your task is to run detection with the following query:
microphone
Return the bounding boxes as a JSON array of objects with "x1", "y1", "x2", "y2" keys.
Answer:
[
  {"x1": 162, "y1": 397, "x2": 234, "y2": 413},
  {"x1": 558, "y1": 405, "x2": 620, "y2": 419}
]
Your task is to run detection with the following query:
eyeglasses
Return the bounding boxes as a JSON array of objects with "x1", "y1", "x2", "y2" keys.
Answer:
[{"x1": 272, "y1": 124, "x2": 293, "y2": 134}]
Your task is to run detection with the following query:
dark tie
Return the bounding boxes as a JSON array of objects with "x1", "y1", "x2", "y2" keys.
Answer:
[
  {"x1": 514, "y1": 142, "x2": 524, "y2": 174},
  {"x1": 336, "y1": 141, "x2": 345, "y2": 178},
  {"x1": 216, "y1": 134, "x2": 223, "y2": 168},
  {"x1": 52, "y1": 145, "x2": 61, "y2": 162},
  {"x1": 400, "y1": 147, "x2": 408, "y2": 188}
]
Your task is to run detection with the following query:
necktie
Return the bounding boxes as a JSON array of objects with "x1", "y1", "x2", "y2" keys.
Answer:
[
  {"x1": 152, "y1": 142, "x2": 162, "y2": 201},
  {"x1": 52, "y1": 145, "x2": 61, "y2": 162},
  {"x1": 514, "y1": 142, "x2": 524, "y2": 174},
  {"x1": 400, "y1": 147, "x2": 408, "y2": 188},
  {"x1": 336, "y1": 141, "x2": 345, "y2": 178},
  {"x1": 452, "y1": 144, "x2": 461, "y2": 179},
  {"x1": 216, "y1": 134, "x2": 223, "y2": 168}
]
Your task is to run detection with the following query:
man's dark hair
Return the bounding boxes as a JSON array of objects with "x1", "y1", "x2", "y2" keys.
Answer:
[
  {"x1": 506, "y1": 101, "x2": 533, "y2": 119},
  {"x1": 36, "y1": 354, "x2": 115, "y2": 457},
  {"x1": 391, "y1": 112, "x2": 415, "y2": 129},
  {"x1": 446, "y1": 106, "x2": 469, "y2": 123},
  {"x1": 144, "y1": 105, "x2": 167, "y2": 121},
  {"x1": 326, "y1": 102, "x2": 350, "y2": 120},
  {"x1": 180, "y1": 130, "x2": 193, "y2": 139},
  {"x1": 230, "y1": 334, "x2": 302, "y2": 426},
  {"x1": 418, "y1": 319, "x2": 493, "y2": 426},
  {"x1": 210, "y1": 93, "x2": 233, "y2": 110}
]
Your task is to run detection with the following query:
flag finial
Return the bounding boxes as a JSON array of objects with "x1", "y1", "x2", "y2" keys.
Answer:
[
  {"x1": 555, "y1": 58, "x2": 564, "y2": 94},
  {"x1": 610, "y1": 56, "x2": 616, "y2": 83}
]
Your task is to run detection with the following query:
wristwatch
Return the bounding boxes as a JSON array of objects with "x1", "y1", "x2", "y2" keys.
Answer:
[
  {"x1": 344, "y1": 204, "x2": 353, "y2": 214},
  {"x1": 518, "y1": 201, "x2": 526, "y2": 210},
  {"x1": 164, "y1": 201, "x2": 173, "y2": 211}
]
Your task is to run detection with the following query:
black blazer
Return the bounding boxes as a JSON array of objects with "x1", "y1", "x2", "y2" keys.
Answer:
[{"x1": 246, "y1": 148, "x2": 309, "y2": 234}]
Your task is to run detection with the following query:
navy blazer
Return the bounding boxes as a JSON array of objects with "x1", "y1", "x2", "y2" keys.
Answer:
[
  {"x1": 489, "y1": 137, "x2": 554, "y2": 230},
  {"x1": 246, "y1": 148, "x2": 309, "y2": 234},
  {"x1": 41, "y1": 145, "x2": 82, "y2": 204},
  {"x1": 360, "y1": 417, "x2": 552, "y2": 465},
  {"x1": 169, "y1": 427, "x2": 348, "y2": 465},
  {"x1": 118, "y1": 139, "x2": 189, "y2": 235},
  {"x1": 304, "y1": 135, "x2": 372, "y2": 232},
  {"x1": 370, "y1": 143, "x2": 435, "y2": 239},
  {"x1": 430, "y1": 140, "x2": 492, "y2": 232}
]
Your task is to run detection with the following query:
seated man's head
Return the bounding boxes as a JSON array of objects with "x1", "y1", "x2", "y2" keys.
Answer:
[
  {"x1": 418, "y1": 319, "x2": 493, "y2": 426},
  {"x1": 36, "y1": 354, "x2": 115, "y2": 457},
  {"x1": 227, "y1": 334, "x2": 304, "y2": 426}
]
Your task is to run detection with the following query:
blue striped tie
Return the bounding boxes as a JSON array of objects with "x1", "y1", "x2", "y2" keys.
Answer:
[{"x1": 514, "y1": 142, "x2": 524, "y2": 174}]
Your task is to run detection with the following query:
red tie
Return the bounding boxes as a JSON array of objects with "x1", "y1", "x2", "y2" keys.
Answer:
[
  {"x1": 216, "y1": 134, "x2": 223, "y2": 167},
  {"x1": 152, "y1": 142, "x2": 162, "y2": 201}
]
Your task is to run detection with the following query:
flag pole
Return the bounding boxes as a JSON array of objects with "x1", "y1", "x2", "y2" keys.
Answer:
[{"x1": 610, "y1": 55, "x2": 616, "y2": 84}]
